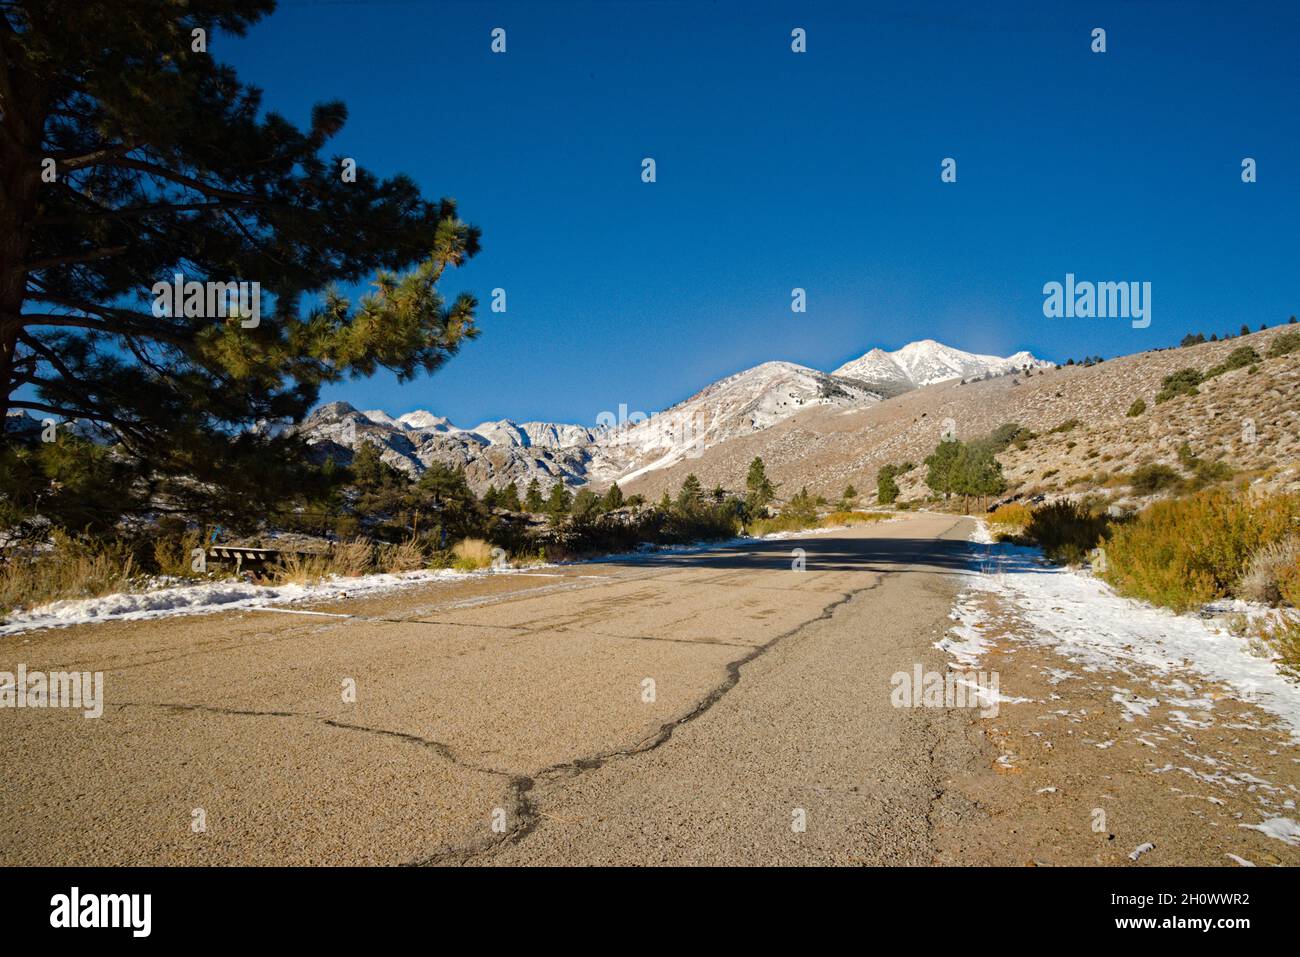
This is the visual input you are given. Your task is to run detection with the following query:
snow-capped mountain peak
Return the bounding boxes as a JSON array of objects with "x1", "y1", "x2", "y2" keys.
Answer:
[
  {"x1": 834, "y1": 339, "x2": 1051, "y2": 389},
  {"x1": 299, "y1": 338, "x2": 1051, "y2": 493}
]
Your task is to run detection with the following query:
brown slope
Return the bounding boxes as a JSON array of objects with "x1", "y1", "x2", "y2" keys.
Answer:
[{"x1": 621, "y1": 325, "x2": 1300, "y2": 506}]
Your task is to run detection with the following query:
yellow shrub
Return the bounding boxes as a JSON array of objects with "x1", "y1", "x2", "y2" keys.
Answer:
[
  {"x1": 989, "y1": 503, "x2": 1032, "y2": 528},
  {"x1": 451, "y1": 537, "x2": 494, "y2": 571},
  {"x1": 1102, "y1": 488, "x2": 1298, "y2": 612},
  {"x1": 822, "y1": 510, "x2": 888, "y2": 526}
]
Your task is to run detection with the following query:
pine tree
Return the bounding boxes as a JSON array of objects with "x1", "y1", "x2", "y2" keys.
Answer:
[
  {"x1": 482, "y1": 484, "x2": 500, "y2": 509},
  {"x1": 924, "y1": 440, "x2": 962, "y2": 498},
  {"x1": 745, "y1": 456, "x2": 775, "y2": 513},
  {"x1": 413, "y1": 463, "x2": 481, "y2": 538},
  {"x1": 780, "y1": 486, "x2": 818, "y2": 524},
  {"x1": 545, "y1": 482, "x2": 572, "y2": 517},
  {"x1": 0, "y1": 1, "x2": 481, "y2": 524},
  {"x1": 499, "y1": 481, "x2": 522, "y2": 512},
  {"x1": 876, "y1": 467, "x2": 900, "y2": 505},
  {"x1": 524, "y1": 478, "x2": 544, "y2": 512},
  {"x1": 571, "y1": 488, "x2": 601, "y2": 524},
  {"x1": 677, "y1": 473, "x2": 704, "y2": 512},
  {"x1": 601, "y1": 482, "x2": 624, "y2": 511}
]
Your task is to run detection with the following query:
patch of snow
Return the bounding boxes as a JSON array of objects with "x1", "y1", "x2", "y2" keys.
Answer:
[
  {"x1": 1239, "y1": 817, "x2": 1300, "y2": 846},
  {"x1": 0, "y1": 566, "x2": 521, "y2": 637},
  {"x1": 961, "y1": 522, "x2": 1300, "y2": 740}
]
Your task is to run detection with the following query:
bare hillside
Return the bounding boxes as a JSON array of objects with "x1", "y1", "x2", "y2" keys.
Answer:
[{"x1": 621, "y1": 325, "x2": 1300, "y2": 506}]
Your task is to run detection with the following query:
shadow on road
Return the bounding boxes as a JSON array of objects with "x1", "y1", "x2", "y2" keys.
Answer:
[{"x1": 583, "y1": 530, "x2": 1045, "y2": 578}]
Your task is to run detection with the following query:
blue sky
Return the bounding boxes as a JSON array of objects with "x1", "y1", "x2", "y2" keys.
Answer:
[{"x1": 222, "y1": 0, "x2": 1298, "y2": 426}]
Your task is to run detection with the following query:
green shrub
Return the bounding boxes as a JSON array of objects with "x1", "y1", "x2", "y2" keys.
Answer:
[
  {"x1": 1126, "y1": 398, "x2": 1146, "y2": 417},
  {"x1": 1047, "y1": 418, "x2": 1080, "y2": 435},
  {"x1": 1129, "y1": 463, "x2": 1181, "y2": 495},
  {"x1": 1025, "y1": 500, "x2": 1111, "y2": 565},
  {"x1": 1267, "y1": 331, "x2": 1300, "y2": 358},
  {"x1": 1204, "y1": 345, "x2": 1260, "y2": 380},
  {"x1": 1101, "y1": 488, "x2": 1298, "y2": 612},
  {"x1": 1155, "y1": 368, "x2": 1202, "y2": 404}
]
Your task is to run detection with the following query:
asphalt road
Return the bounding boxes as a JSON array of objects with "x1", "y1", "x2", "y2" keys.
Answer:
[{"x1": 1, "y1": 512, "x2": 982, "y2": 866}]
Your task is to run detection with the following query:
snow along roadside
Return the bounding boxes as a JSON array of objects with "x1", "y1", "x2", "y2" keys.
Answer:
[
  {"x1": 943, "y1": 520, "x2": 1300, "y2": 741},
  {"x1": 0, "y1": 519, "x2": 891, "y2": 637}
]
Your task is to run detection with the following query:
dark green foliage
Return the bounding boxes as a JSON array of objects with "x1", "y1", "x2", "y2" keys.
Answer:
[
  {"x1": 1155, "y1": 368, "x2": 1202, "y2": 404},
  {"x1": 412, "y1": 463, "x2": 483, "y2": 542},
  {"x1": 601, "y1": 482, "x2": 624, "y2": 511},
  {"x1": 1129, "y1": 463, "x2": 1181, "y2": 495},
  {"x1": 1126, "y1": 398, "x2": 1146, "y2": 417},
  {"x1": 923, "y1": 436, "x2": 1007, "y2": 502},
  {"x1": 499, "y1": 481, "x2": 522, "y2": 512},
  {"x1": 0, "y1": 432, "x2": 145, "y2": 534},
  {"x1": 545, "y1": 482, "x2": 573, "y2": 520},
  {"x1": 876, "y1": 469, "x2": 900, "y2": 505},
  {"x1": 524, "y1": 478, "x2": 544, "y2": 512},
  {"x1": 1025, "y1": 500, "x2": 1111, "y2": 565},
  {"x1": 780, "y1": 487, "x2": 818, "y2": 524},
  {"x1": 745, "y1": 457, "x2": 775, "y2": 515},
  {"x1": 1204, "y1": 346, "x2": 1259, "y2": 380},
  {"x1": 570, "y1": 488, "x2": 601, "y2": 524},
  {"x1": 1180, "y1": 333, "x2": 1207, "y2": 347},
  {"x1": 1267, "y1": 331, "x2": 1300, "y2": 358},
  {"x1": 1, "y1": 0, "x2": 480, "y2": 526},
  {"x1": 677, "y1": 473, "x2": 705, "y2": 513}
]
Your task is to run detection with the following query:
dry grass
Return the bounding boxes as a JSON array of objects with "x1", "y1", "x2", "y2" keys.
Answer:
[
  {"x1": 0, "y1": 531, "x2": 137, "y2": 614},
  {"x1": 267, "y1": 551, "x2": 333, "y2": 584},
  {"x1": 377, "y1": 537, "x2": 425, "y2": 573},
  {"x1": 152, "y1": 528, "x2": 204, "y2": 578},
  {"x1": 330, "y1": 538, "x2": 375, "y2": 577},
  {"x1": 1238, "y1": 537, "x2": 1300, "y2": 606},
  {"x1": 822, "y1": 510, "x2": 889, "y2": 526},
  {"x1": 451, "y1": 537, "x2": 495, "y2": 571},
  {"x1": 1102, "y1": 488, "x2": 1298, "y2": 612}
]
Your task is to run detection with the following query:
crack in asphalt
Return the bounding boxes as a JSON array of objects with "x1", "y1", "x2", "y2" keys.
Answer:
[
  {"x1": 110, "y1": 517, "x2": 970, "y2": 867},
  {"x1": 414, "y1": 572, "x2": 899, "y2": 866}
]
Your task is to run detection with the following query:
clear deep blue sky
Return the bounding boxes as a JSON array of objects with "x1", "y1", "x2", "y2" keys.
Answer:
[{"x1": 221, "y1": 0, "x2": 1298, "y2": 426}]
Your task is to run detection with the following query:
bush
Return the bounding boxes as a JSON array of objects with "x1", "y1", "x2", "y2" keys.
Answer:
[
  {"x1": 1155, "y1": 368, "x2": 1202, "y2": 403},
  {"x1": 378, "y1": 537, "x2": 425, "y2": 573},
  {"x1": 1025, "y1": 500, "x2": 1111, "y2": 565},
  {"x1": 1255, "y1": 615, "x2": 1300, "y2": 678},
  {"x1": 989, "y1": 503, "x2": 1032, "y2": 529},
  {"x1": 1129, "y1": 463, "x2": 1181, "y2": 495},
  {"x1": 1267, "y1": 331, "x2": 1300, "y2": 358},
  {"x1": 1238, "y1": 537, "x2": 1300, "y2": 606},
  {"x1": 1126, "y1": 398, "x2": 1146, "y2": 417},
  {"x1": 331, "y1": 538, "x2": 375, "y2": 577},
  {"x1": 1204, "y1": 345, "x2": 1259, "y2": 380},
  {"x1": 1047, "y1": 419, "x2": 1081, "y2": 435},
  {"x1": 152, "y1": 525, "x2": 204, "y2": 578},
  {"x1": 451, "y1": 537, "x2": 494, "y2": 571},
  {"x1": 876, "y1": 469, "x2": 900, "y2": 505},
  {"x1": 822, "y1": 510, "x2": 889, "y2": 527},
  {"x1": 1101, "y1": 489, "x2": 1298, "y2": 612},
  {"x1": 0, "y1": 531, "x2": 138, "y2": 614}
]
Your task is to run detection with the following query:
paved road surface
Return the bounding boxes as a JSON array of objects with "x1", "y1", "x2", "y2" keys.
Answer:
[{"x1": 1, "y1": 513, "x2": 982, "y2": 865}]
